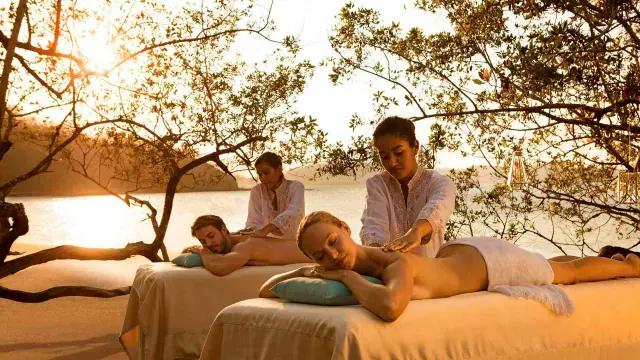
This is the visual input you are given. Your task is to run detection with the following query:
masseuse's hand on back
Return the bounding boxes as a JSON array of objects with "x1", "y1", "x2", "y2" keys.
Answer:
[
  {"x1": 245, "y1": 223, "x2": 283, "y2": 238},
  {"x1": 383, "y1": 219, "x2": 433, "y2": 253}
]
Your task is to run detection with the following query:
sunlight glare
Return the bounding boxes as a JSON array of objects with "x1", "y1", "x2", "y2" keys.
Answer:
[
  {"x1": 51, "y1": 195, "x2": 146, "y2": 249},
  {"x1": 78, "y1": 34, "x2": 118, "y2": 73}
]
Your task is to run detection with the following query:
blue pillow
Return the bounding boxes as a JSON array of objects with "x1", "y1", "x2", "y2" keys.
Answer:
[
  {"x1": 172, "y1": 253, "x2": 203, "y2": 267},
  {"x1": 271, "y1": 275, "x2": 383, "y2": 306}
]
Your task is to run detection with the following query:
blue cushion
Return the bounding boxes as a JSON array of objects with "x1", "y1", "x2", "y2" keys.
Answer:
[
  {"x1": 271, "y1": 275, "x2": 383, "y2": 306},
  {"x1": 172, "y1": 253, "x2": 203, "y2": 267}
]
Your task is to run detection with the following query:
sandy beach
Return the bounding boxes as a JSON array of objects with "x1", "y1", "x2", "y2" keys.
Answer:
[{"x1": 0, "y1": 243, "x2": 149, "y2": 360}]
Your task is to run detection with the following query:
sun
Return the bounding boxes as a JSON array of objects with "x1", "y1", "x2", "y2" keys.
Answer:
[
  {"x1": 78, "y1": 34, "x2": 118, "y2": 74},
  {"x1": 51, "y1": 195, "x2": 142, "y2": 249}
]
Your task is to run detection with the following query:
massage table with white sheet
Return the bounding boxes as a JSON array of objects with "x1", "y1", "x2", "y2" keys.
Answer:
[
  {"x1": 200, "y1": 278, "x2": 640, "y2": 359},
  {"x1": 119, "y1": 262, "x2": 310, "y2": 360}
]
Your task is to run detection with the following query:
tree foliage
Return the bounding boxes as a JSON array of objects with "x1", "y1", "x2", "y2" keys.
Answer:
[
  {"x1": 324, "y1": 0, "x2": 640, "y2": 254},
  {"x1": 0, "y1": 0, "x2": 324, "y2": 302}
]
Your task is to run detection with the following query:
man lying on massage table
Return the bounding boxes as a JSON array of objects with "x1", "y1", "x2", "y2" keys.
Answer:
[
  {"x1": 182, "y1": 215, "x2": 310, "y2": 276},
  {"x1": 259, "y1": 211, "x2": 640, "y2": 321}
]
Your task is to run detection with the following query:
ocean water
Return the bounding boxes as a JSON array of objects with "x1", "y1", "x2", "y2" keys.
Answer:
[
  {"x1": 9, "y1": 185, "x2": 367, "y2": 256},
  {"x1": 8, "y1": 184, "x2": 627, "y2": 258}
]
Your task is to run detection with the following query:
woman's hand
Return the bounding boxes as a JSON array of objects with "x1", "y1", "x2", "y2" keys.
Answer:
[
  {"x1": 248, "y1": 227, "x2": 270, "y2": 237},
  {"x1": 383, "y1": 220, "x2": 432, "y2": 253},
  {"x1": 311, "y1": 268, "x2": 353, "y2": 282},
  {"x1": 294, "y1": 265, "x2": 321, "y2": 277},
  {"x1": 247, "y1": 223, "x2": 282, "y2": 238},
  {"x1": 382, "y1": 229, "x2": 421, "y2": 253},
  {"x1": 294, "y1": 265, "x2": 348, "y2": 280},
  {"x1": 260, "y1": 265, "x2": 320, "y2": 298},
  {"x1": 231, "y1": 228, "x2": 252, "y2": 235}
]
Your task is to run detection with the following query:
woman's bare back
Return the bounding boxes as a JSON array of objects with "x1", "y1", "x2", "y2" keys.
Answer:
[{"x1": 362, "y1": 244, "x2": 489, "y2": 300}]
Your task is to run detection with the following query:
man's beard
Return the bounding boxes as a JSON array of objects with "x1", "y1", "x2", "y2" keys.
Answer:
[{"x1": 218, "y1": 237, "x2": 231, "y2": 254}]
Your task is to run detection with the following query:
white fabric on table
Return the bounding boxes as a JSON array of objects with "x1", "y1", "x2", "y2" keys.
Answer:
[
  {"x1": 200, "y1": 278, "x2": 640, "y2": 360},
  {"x1": 119, "y1": 262, "x2": 309, "y2": 360},
  {"x1": 245, "y1": 179, "x2": 305, "y2": 239},
  {"x1": 360, "y1": 166, "x2": 455, "y2": 257},
  {"x1": 441, "y1": 236, "x2": 574, "y2": 315}
]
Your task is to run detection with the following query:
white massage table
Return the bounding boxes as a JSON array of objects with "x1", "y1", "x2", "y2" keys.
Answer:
[
  {"x1": 200, "y1": 278, "x2": 640, "y2": 360},
  {"x1": 119, "y1": 262, "x2": 311, "y2": 360}
]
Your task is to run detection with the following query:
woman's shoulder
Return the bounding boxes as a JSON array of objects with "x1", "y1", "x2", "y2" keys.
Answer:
[
  {"x1": 363, "y1": 246, "x2": 407, "y2": 271},
  {"x1": 287, "y1": 179, "x2": 305, "y2": 190},
  {"x1": 417, "y1": 167, "x2": 449, "y2": 182},
  {"x1": 365, "y1": 172, "x2": 387, "y2": 186},
  {"x1": 420, "y1": 167, "x2": 448, "y2": 177},
  {"x1": 421, "y1": 168, "x2": 455, "y2": 188},
  {"x1": 249, "y1": 183, "x2": 265, "y2": 195}
]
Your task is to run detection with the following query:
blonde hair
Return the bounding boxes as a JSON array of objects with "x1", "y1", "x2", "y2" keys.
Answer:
[{"x1": 296, "y1": 211, "x2": 344, "y2": 252}]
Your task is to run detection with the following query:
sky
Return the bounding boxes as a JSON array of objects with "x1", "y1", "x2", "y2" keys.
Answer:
[
  {"x1": 243, "y1": 0, "x2": 482, "y2": 169},
  {"x1": 2, "y1": 0, "x2": 483, "y2": 169}
]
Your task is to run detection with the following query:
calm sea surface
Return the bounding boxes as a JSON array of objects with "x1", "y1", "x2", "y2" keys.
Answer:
[
  {"x1": 8, "y1": 184, "x2": 628, "y2": 258},
  {"x1": 9, "y1": 185, "x2": 367, "y2": 256}
]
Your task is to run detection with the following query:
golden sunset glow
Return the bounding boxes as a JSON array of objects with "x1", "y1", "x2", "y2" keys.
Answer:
[
  {"x1": 3, "y1": 1, "x2": 640, "y2": 359},
  {"x1": 51, "y1": 195, "x2": 141, "y2": 249},
  {"x1": 78, "y1": 34, "x2": 118, "y2": 73}
]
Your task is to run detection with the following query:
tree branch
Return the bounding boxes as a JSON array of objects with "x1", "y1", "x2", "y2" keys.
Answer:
[
  {"x1": 0, "y1": 0, "x2": 28, "y2": 132},
  {"x1": 0, "y1": 30, "x2": 86, "y2": 70},
  {"x1": 0, "y1": 285, "x2": 131, "y2": 303},
  {"x1": 147, "y1": 136, "x2": 267, "y2": 252},
  {"x1": 408, "y1": 101, "x2": 640, "y2": 134},
  {"x1": 51, "y1": 0, "x2": 61, "y2": 51},
  {"x1": 0, "y1": 117, "x2": 168, "y2": 197},
  {"x1": 109, "y1": 27, "x2": 272, "y2": 73},
  {"x1": 0, "y1": 242, "x2": 154, "y2": 279},
  {"x1": 13, "y1": 52, "x2": 64, "y2": 98}
]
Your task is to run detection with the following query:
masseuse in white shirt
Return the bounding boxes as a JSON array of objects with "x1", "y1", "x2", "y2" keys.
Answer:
[
  {"x1": 360, "y1": 116, "x2": 456, "y2": 257},
  {"x1": 240, "y1": 152, "x2": 305, "y2": 239}
]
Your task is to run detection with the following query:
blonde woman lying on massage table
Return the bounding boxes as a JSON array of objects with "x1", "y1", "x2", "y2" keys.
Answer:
[{"x1": 259, "y1": 211, "x2": 640, "y2": 322}]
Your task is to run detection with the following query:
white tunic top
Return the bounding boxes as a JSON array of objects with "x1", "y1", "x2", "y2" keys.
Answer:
[
  {"x1": 245, "y1": 179, "x2": 305, "y2": 240},
  {"x1": 360, "y1": 166, "x2": 456, "y2": 257}
]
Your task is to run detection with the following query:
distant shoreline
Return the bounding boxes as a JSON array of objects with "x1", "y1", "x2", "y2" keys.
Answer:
[
  {"x1": 6, "y1": 183, "x2": 366, "y2": 199},
  {"x1": 6, "y1": 187, "x2": 252, "y2": 199}
]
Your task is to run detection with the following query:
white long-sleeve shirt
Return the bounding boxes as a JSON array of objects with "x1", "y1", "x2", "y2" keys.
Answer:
[
  {"x1": 360, "y1": 166, "x2": 456, "y2": 257},
  {"x1": 245, "y1": 179, "x2": 305, "y2": 239}
]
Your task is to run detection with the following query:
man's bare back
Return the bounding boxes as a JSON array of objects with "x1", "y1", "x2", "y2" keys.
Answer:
[
  {"x1": 189, "y1": 220, "x2": 310, "y2": 276},
  {"x1": 233, "y1": 236, "x2": 311, "y2": 266}
]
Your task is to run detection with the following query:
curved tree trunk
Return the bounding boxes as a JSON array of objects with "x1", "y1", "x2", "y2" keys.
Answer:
[
  {"x1": 0, "y1": 202, "x2": 158, "y2": 302},
  {"x1": 0, "y1": 242, "x2": 158, "y2": 279},
  {"x1": 0, "y1": 202, "x2": 29, "y2": 262},
  {"x1": 0, "y1": 0, "x2": 28, "y2": 161}
]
